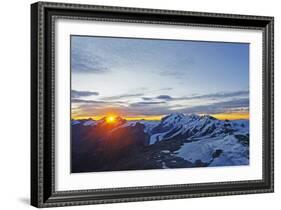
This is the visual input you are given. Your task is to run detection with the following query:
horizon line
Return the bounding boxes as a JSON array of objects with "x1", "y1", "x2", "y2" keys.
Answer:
[{"x1": 72, "y1": 112, "x2": 249, "y2": 121}]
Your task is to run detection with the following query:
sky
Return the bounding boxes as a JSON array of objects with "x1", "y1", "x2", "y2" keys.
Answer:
[{"x1": 71, "y1": 35, "x2": 249, "y2": 120}]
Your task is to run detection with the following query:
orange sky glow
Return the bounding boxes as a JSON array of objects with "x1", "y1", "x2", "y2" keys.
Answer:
[{"x1": 72, "y1": 112, "x2": 249, "y2": 121}]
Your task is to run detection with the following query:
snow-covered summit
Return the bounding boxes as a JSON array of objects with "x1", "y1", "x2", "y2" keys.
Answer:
[
  {"x1": 71, "y1": 113, "x2": 249, "y2": 146},
  {"x1": 149, "y1": 113, "x2": 248, "y2": 145}
]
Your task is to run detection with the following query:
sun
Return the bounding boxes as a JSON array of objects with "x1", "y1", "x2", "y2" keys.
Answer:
[{"x1": 105, "y1": 115, "x2": 116, "y2": 124}]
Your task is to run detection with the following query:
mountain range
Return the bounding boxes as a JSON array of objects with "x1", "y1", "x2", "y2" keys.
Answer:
[{"x1": 71, "y1": 113, "x2": 249, "y2": 172}]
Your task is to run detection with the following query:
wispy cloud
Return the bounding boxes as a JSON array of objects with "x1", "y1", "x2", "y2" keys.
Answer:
[
  {"x1": 159, "y1": 56, "x2": 196, "y2": 78},
  {"x1": 156, "y1": 95, "x2": 173, "y2": 100},
  {"x1": 73, "y1": 96, "x2": 249, "y2": 118},
  {"x1": 102, "y1": 93, "x2": 144, "y2": 100},
  {"x1": 71, "y1": 47, "x2": 109, "y2": 73},
  {"x1": 175, "y1": 98, "x2": 249, "y2": 114},
  {"x1": 184, "y1": 90, "x2": 249, "y2": 100},
  {"x1": 158, "y1": 87, "x2": 173, "y2": 91},
  {"x1": 72, "y1": 98, "x2": 126, "y2": 106},
  {"x1": 72, "y1": 99, "x2": 106, "y2": 104},
  {"x1": 130, "y1": 101, "x2": 166, "y2": 107},
  {"x1": 71, "y1": 36, "x2": 249, "y2": 119},
  {"x1": 71, "y1": 90, "x2": 99, "y2": 98},
  {"x1": 106, "y1": 88, "x2": 174, "y2": 101},
  {"x1": 142, "y1": 90, "x2": 249, "y2": 102}
]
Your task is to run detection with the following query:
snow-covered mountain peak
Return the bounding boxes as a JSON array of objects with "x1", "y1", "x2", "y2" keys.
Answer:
[
  {"x1": 186, "y1": 113, "x2": 202, "y2": 119},
  {"x1": 199, "y1": 115, "x2": 217, "y2": 120},
  {"x1": 162, "y1": 113, "x2": 185, "y2": 123},
  {"x1": 161, "y1": 113, "x2": 210, "y2": 127}
]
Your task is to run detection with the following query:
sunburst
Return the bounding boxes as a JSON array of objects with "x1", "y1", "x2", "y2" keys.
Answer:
[{"x1": 105, "y1": 115, "x2": 116, "y2": 123}]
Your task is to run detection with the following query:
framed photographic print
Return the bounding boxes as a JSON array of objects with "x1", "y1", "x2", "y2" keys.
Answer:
[{"x1": 31, "y1": 1, "x2": 274, "y2": 208}]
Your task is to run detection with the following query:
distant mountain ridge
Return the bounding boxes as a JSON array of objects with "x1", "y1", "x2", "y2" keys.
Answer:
[
  {"x1": 71, "y1": 113, "x2": 249, "y2": 172},
  {"x1": 73, "y1": 113, "x2": 248, "y2": 145}
]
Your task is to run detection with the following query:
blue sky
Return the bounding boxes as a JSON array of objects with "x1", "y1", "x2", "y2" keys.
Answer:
[{"x1": 71, "y1": 35, "x2": 249, "y2": 120}]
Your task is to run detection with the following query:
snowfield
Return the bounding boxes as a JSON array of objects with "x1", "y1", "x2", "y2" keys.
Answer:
[{"x1": 175, "y1": 135, "x2": 249, "y2": 166}]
